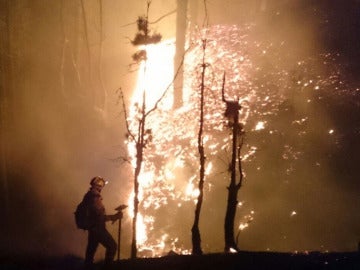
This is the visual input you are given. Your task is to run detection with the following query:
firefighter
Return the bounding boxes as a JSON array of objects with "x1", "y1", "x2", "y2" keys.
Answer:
[{"x1": 84, "y1": 176, "x2": 122, "y2": 269}]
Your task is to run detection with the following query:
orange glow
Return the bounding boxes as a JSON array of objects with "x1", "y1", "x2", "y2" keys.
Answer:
[
  {"x1": 128, "y1": 25, "x2": 284, "y2": 256},
  {"x1": 254, "y1": 121, "x2": 265, "y2": 131},
  {"x1": 131, "y1": 39, "x2": 175, "y2": 110}
]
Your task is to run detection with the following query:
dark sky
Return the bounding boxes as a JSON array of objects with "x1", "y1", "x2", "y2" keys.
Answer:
[{"x1": 0, "y1": 0, "x2": 359, "y2": 259}]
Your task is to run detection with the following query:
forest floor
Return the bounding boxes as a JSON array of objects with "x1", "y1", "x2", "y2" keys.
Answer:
[{"x1": 1, "y1": 251, "x2": 359, "y2": 270}]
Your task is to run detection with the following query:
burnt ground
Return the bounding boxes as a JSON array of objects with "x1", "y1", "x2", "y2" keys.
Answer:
[{"x1": 1, "y1": 251, "x2": 359, "y2": 270}]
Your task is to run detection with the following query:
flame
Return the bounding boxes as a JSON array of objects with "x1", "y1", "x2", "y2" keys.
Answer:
[
  {"x1": 125, "y1": 23, "x2": 353, "y2": 256},
  {"x1": 185, "y1": 182, "x2": 200, "y2": 201},
  {"x1": 254, "y1": 121, "x2": 265, "y2": 131},
  {"x1": 128, "y1": 26, "x2": 268, "y2": 256},
  {"x1": 131, "y1": 39, "x2": 175, "y2": 110},
  {"x1": 128, "y1": 39, "x2": 183, "y2": 256},
  {"x1": 237, "y1": 209, "x2": 255, "y2": 232},
  {"x1": 239, "y1": 223, "x2": 249, "y2": 231}
]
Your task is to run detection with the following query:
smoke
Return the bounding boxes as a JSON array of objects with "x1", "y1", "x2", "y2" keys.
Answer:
[{"x1": 1, "y1": 0, "x2": 359, "y2": 260}]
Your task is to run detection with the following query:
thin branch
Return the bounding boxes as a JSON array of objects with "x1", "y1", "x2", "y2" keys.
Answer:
[
  {"x1": 236, "y1": 136, "x2": 244, "y2": 189},
  {"x1": 145, "y1": 45, "x2": 192, "y2": 117},
  {"x1": 121, "y1": 8, "x2": 175, "y2": 27},
  {"x1": 121, "y1": 21, "x2": 137, "y2": 28},
  {"x1": 221, "y1": 71, "x2": 226, "y2": 102},
  {"x1": 202, "y1": 0, "x2": 209, "y2": 28},
  {"x1": 60, "y1": 0, "x2": 82, "y2": 102},
  {"x1": 150, "y1": 9, "x2": 176, "y2": 24},
  {"x1": 80, "y1": 0, "x2": 92, "y2": 65},
  {"x1": 146, "y1": 0, "x2": 151, "y2": 21},
  {"x1": 98, "y1": 0, "x2": 107, "y2": 112},
  {"x1": 110, "y1": 155, "x2": 131, "y2": 165},
  {"x1": 118, "y1": 87, "x2": 136, "y2": 143},
  {"x1": 60, "y1": 0, "x2": 66, "y2": 101}
]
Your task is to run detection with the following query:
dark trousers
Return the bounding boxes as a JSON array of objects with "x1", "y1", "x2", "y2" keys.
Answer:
[{"x1": 85, "y1": 226, "x2": 117, "y2": 267}]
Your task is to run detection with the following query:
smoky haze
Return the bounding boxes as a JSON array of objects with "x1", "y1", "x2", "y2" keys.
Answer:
[{"x1": 1, "y1": 0, "x2": 359, "y2": 260}]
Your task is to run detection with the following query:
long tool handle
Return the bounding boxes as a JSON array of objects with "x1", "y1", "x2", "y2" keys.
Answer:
[{"x1": 117, "y1": 218, "x2": 122, "y2": 261}]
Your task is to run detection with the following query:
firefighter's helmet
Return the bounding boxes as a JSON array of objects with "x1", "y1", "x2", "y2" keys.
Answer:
[{"x1": 90, "y1": 176, "x2": 107, "y2": 187}]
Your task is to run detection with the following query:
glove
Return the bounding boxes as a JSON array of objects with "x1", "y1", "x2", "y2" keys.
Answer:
[
  {"x1": 110, "y1": 212, "x2": 123, "y2": 222},
  {"x1": 116, "y1": 212, "x2": 123, "y2": 219}
]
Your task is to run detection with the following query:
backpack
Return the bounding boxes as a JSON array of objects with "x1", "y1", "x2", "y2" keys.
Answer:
[{"x1": 74, "y1": 196, "x2": 91, "y2": 230}]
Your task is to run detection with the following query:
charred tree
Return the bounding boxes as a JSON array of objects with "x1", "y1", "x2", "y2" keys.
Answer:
[
  {"x1": 130, "y1": 92, "x2": 146, "y2": 259},
  {"x1": 120, "y1": 0, "x2": 188, "y2": 257},
  {"x1": 191, "y1": 38, "x2": 209, "y2": 256},
  {"x1": 221, "y1": 73, "x2": 244, "y2": 252}
]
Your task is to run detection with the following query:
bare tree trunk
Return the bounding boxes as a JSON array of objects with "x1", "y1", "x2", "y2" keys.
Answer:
[
  {"x1": 191, "y1": 39, "x2": 208, "y2": 256},
  {"x1": 98, "y1": 0, "x2": 107, "y2": 114},
  {"x1": 188, "y1": 0, "x2": 199, "y2": 31},
  {"x1": 224, "y1": 111, "x2": 242, "y2": 252},
  {"x1": 0, "y1": 0, "x2": 11, "y2": 212},
  {"x1": 80, "y1": 0, "x2": 94, "y2": 106},
  {"x1": 221, "y1": 74, "x2": 243, "y2": 252},
  {"x1": 174, "y1": 0, "x2": 187, "y2": 109},
  {"x1": 130, "y1": 2, "x2": 152, "y2": 257},
  {"x1": 131, "y1": 85, "x2": 146, "y2": 258}
]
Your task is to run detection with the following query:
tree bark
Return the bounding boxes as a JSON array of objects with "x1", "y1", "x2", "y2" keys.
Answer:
[
  {"x1": 174, "y1": 0, "x2": 187, "y2": 109},
  {"x1": 224, "y1": 111, "x2": 243, "y2": 252},
  {"x1": 131, "y1": 65, "x2": 147, "y2": 258},
  {"x1": 221, "y1": 73, "x2": 243, "y2": 252},
  {"x1": 191, "y1": 39, "x2": 208, "y2": 256},
  {"x1": 130, "y1": 5, "x2": 151, "y2": 257},
  {"x1": 0, "y1": 0, "x2": 11, "y2": 212}
]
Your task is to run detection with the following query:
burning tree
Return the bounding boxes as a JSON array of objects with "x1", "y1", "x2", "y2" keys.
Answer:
[
  {"x1": 122, "y1": 10, "x2": 358, "y2": 254},
  {"x1": 122, "y1": 24, "x2": 262, "y2": 256},
  {"x1": 123, "y1": 1, "x2": 162, "y2": 259}
]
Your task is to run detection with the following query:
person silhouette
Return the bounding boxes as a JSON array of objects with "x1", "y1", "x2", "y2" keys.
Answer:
[{"x1": 83, "y1": 176, "x2": 122, "y2": 269}]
